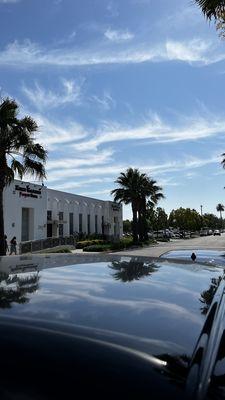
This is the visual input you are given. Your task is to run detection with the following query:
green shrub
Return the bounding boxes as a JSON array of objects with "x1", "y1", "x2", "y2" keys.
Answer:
[
  {"x1": 109, "y1": 238, "x2": 133, "y2": 251},
  {"x1": 76, "y1": 240, "x2": 106, "y2": 249},
  {"x1": 83, "y1": 244, "x2": 111, "y2": 252}
]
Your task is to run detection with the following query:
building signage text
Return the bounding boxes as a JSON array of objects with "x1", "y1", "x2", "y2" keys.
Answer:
[
  {"x1": 15, "y1": 184, "x2": 42, "y2": 199},
  {"x1": 112, "y1": 203, "x2": 120, "y2": 211}
]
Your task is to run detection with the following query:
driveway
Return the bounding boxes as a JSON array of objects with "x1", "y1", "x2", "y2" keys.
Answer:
[{"x1": 111, "y1": 234, "x2": 225, "y2": 258}]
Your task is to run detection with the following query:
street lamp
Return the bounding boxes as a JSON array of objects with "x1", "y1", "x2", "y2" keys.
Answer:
[{"x1": 200, "y1": 205, "x2": 203, "y2": 217}]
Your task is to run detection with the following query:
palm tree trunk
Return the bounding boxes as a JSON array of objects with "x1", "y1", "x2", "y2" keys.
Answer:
[
  {"x1": 132, "y1": 204, "x2": 138, "y2": 243},
  {"x1": 0, "y1": 186, "x2": 5, "y2": 256},
  {"x1": 138, "y1": 208, "x2": 148, "y2": 242}
]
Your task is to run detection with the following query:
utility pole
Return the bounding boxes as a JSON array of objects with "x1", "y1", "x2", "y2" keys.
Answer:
[{"x1": 200, "y1": 205, "x2": 203, "y2": 217}]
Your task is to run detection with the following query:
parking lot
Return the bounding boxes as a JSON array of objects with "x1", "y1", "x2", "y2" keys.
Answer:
[{"x1": 113, "y1": 232, "x2": 225, "y2": 258}]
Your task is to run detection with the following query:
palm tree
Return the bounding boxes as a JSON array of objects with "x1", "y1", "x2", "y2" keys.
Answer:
[
  {"x1": 111, "y1": 168, "x2": 164, "y2": 242},
  {"x1": 111, "y1": 168, "x2": 143, "y2": 243},
  {"x1": 139, "y1": 179, "x2": 164, "y2": 241},
  {"x1": 194, "y1": 1, "x2": 225, "y2": 19},
  {"x1": 0, "y1": 98, "x2": 47, "y2": 256},
  {"x1": 216, "y1": 203, "x2": 224, "y2": 228},
  {"x1": 195, "y1": 1, "x2": 225, "y2": 36}
]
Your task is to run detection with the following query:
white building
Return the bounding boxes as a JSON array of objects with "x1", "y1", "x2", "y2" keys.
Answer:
[{"x1": 3, "y1": 180, "x2": 123, "y2": 244}]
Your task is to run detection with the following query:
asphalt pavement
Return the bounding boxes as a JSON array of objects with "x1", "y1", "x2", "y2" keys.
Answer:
[{"x1": 111, "y1": 233, "x2": 225, "y2": 258}]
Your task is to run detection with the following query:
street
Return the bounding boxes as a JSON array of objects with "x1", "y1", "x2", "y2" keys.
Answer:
[{"x1": 112, "y1": 233, "x2": 225, "y2": 258}]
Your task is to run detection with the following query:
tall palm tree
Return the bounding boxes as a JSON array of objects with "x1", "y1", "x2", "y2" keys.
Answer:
[
  {"x1": 216, "y1": 203, "x2": 224, "y2": 228},
  {"x1": 138, "y1": 178, "x2": 164, "y2": 241},
  {"x1": 111, "y1": 168, "x2": 164, "y2": 242},
  {"x1": 194, "y1": 1, "x2": 225, "y2": 19},
  {"x1": 0, "y1": 98, "x2": 47, "y2": 256},
  {"x1": 111, "y1": 168, "x2": 143, "y2": 242}
]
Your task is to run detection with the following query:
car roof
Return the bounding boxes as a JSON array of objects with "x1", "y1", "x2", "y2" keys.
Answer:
[
  {"x1": 0, "y1": 253, "x2": 223, "y2": 354},
  {"x1": 0, "y1": 253, "x2": 224, "y2": 399}
]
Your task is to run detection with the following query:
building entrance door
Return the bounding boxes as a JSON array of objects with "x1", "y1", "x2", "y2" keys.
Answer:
[
  {"x1": 47, "y1": 224, "x2": 53, "y2": 237},
  {"x1": 21, "y1": 208, "x2": 29, "y2": 242}
]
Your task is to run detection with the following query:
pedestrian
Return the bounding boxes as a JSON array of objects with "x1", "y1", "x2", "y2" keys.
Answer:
[
  {"x1": 10, "y1": 236, "x2": 17, "y2": 255},
  {"x1": 4, "y1": 235, "x2": 8, "y2": 254}
]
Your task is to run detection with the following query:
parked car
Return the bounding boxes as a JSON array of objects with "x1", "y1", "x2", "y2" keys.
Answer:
[
  {"x1": 214, "y1": 229, "x2": 221, "y2": 236},
  {"x1": 1, "y1": 253, "x2": 225, "y2": 399},
  {"x1": 200, "y1": 229, "x2": 208, "y2": 236},
  {"x1": 147, "y1": 231, "x2": 154, "y2": 239}
]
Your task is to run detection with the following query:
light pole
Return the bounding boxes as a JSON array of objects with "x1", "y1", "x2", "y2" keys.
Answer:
[{"x1": 200, "y1": 205, "x2": 203, "y2": 217}]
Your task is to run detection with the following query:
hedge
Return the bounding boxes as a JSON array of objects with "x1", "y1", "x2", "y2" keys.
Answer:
[
  {"x1": 83, "y1": 244, "x2": 111, "y2": 252},
  {"x1": 76, "y1": 240, "x2": 107, "y2": 249}
]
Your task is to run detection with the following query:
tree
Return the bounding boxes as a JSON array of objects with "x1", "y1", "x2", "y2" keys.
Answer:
[
  {"x1": 111, "y1": 168, "x2": 143, "y2": 242},
  {"x1": 194, "y1": 0, "x2": 225, "y2": 37},
  {"x1": 0, "y1": 98, "x2": 47, "y2": 256},
  {"x1": 194, "y1": 0, "x2": 225, "y2": 19},
  {"x1": 168, "y1": 208, "x2": 202, "y2": 232},
  {"x1": 123, "y1": 219, "x2": 132, "y2": 234},
  {"x1": 111, "y1": 168, "x2": 164, "y2": 243},
  {"x1": 216, "y1": 203, "x2": 224, "y2": 228},
  {"x1": 155, "y1": 207, "x2": 168, "y2": 231},
  {"x1": 139, "y1": 179, "x2": 164, "y2": 241},
  {"x1": 202, "y1": 213, "x2": 220, "y2": 229}
]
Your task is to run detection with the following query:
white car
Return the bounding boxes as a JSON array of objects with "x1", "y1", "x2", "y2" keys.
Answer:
[{"x1": 213, "y1": 230, "x2": 221, "y2": 236}]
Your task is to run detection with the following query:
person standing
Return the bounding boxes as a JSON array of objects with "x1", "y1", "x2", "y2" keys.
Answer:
[
  {"x1": 4, "y1": 235, "x2": 8, "y2": 254},
  {"x1": 10, "y1": 237, "x2": 17, "y2": 255}
]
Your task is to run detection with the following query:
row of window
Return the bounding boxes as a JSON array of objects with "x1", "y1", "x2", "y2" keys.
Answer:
[{"x1": 47, "y1": 211, "x2": 105, "y2": 236}]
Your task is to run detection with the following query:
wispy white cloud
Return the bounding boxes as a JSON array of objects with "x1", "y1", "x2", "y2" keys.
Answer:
[
  {"x1": 72, "y1": 112, "x2": 225, "y2": 151},
  {"x1": 46, "y1": 155, "x2": 219, "y2": 184},
  {"x1": 0, "y1": 37, "x2": 223, "y2": 68},
  {"x1": 51, "y1": 177, "x2": 112, "y2": 191},
  {"x1": 34, "y1": 114, "x2": 87, "y2": 149},
  {"x1": 22, "y1": 78, "x2": 84, "y2": 110},
  {"x1": 47, "y1": 149, "x2": 114, "y2": 170},
  {"x1": 90, "y1": 91, "x2": 116, "y2": 111},
  {"x1": 104, "y1": 28, "x2": 134, "y2": 42}
]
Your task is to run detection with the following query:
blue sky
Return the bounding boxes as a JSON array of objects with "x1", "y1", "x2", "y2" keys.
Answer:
[{"x1": 1, "y1": 0, "x2": 225, "y2": 219}]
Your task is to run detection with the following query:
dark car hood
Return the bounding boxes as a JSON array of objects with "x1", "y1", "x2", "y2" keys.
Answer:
[
  {"x1": 0, "y1": 254, "x2": 222, "y2": 353},
  {"x1": 0, "y1": 253, "x2": 224, "y2": 399}
]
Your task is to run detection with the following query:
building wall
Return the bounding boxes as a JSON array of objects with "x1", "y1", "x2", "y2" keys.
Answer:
[
  {"x1": 3, "y1": 180, "x2": 47, "y2": 243},
  {"x1": 46, "y1": 188, "x2": 123, "y2": 238},
  {"x1": 3, "y1": 180, "x2": 123, "y2": 243}
]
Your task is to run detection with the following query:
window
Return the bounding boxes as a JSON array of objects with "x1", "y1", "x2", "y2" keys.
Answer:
[
  {"x1": 102, "y1": 216, "x2": 104, "y2": 235},
  {"x1": 79, "y1": 213, "x2": 83, "y2": 233},
  {"x1": 87, "y1": 214, "x2": 90, "y2": 235},
  {"x1": 59, "y1": 224, "x2": 63, "y2": 237},
  {"x1": 47, "y1": 211, "x2": 52, "y2": 237},
  {"x1": 59, "y1": 212, "x2": 63, "y2": 221},
  {"x1": 69, "y1": 213, "x2": 74, "y2": 235},
  {"x1": 95, "y1": 215, "x2": 98, "y2": 234},
  {"x1": 47, "y1": 210, "x2": 52, "y2": 221},
  {"x1": 114, "y1": 216, "x2": 118, "y2": 236}
]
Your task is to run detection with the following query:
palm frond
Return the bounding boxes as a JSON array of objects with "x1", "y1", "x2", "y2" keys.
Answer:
[
  {"x1": 24, "y1": 158, "x2": 46, "y2": 180},
  {"x1": 11, "y1": 160, "x2": 25, "y2": 179},
  {"x1": 194, "y1": 0, "x2": 225, "y2": 19}
]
